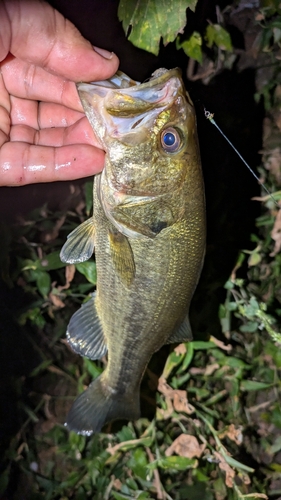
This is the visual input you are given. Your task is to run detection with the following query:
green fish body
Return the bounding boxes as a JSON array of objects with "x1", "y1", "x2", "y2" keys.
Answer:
[{"x1": 60, "y1": 68, "x2": 206, "y2": 435}]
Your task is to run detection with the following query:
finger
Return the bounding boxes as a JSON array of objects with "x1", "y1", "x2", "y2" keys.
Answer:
[
  {"x1": 0, "y1": 71, "x2": 10, "y2": 145},
  {"x1": 10, "y1": 96, "x2": 84, "y2": 129},
  {"x1": 10, "y1": 117, "x2": 101, "y2": 148},
  {"x1": 38, "y1": 102, "x2": 84, "y2": 128},
  {"x1": 3, "y1": 0, "x2": 119, "y2": 81},
  {"x1": 2, "y1": 57, "x2": 83, "y2": 111},
  {"x1": 10, "y1": 95, "x2": 39, "y2": 129},
  {"x1": 0, "y1": 3, "x2": 11, "y2": 59},
  {"x1": 0, "y1": 141, "x2": 105, "y2": 186}
]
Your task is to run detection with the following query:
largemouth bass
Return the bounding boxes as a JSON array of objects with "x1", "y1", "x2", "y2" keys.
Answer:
[{"x1": 60, "y1": 68, "x2": 205, "y2": 435}]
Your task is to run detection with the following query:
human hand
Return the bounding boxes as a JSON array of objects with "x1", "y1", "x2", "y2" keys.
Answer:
[{"x1": 0, "y1": 0, "x2": 119, "y2": 186}]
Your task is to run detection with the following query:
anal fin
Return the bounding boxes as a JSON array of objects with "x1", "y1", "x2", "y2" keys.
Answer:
[
  {"x1": 67, "y1": 292, "x2": 107, "y2": 360},
  {"x1": 60, "y1": 217, "x2": 95, "y2": 264},
  {"x1": 166, "y1": 314, "x2": 193, "y2": 344}
]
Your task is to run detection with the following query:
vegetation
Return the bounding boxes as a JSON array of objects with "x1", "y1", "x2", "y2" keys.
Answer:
[{"x1": 1, "y1": 0, "x2": 281, "y2": 498}]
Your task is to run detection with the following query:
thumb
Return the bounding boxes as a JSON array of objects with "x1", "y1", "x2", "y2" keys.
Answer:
[{"x1": 2, "y1": 0, "x2": 119, "y2": 81}]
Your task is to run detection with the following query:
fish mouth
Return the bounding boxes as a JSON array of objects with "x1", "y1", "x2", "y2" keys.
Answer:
[
  {"x1": 77, "y1": 68, "x2": 184, "y2": 142},
  {"x1": 78, "y1": 67, "x2": 181, "y2": 93},
  {"x1": 77, "y1": 68, "x2": 183, "y2": 113}
]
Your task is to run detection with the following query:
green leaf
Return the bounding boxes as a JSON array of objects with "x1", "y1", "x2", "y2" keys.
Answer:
[
  {"x1": 113, "y1": 435, "x2": 153, "y2": 452},
  {"x1": 191, "y1": 341, "x2": 216, "y2": 350},
  {"x1": 223, "y1": 454, "x2": 254, "y2": 473},
  {"x1": 178, "y1": 31, "x2": 203, "y2": 63},
  {"x1": 224, "y1": 279, "x2": 235, "y2": 289},
  {"x1": 272, "y1": 406, "x2": 281, "y2": 428},
  {"x1": 268, "y1": 435, "x2": 281, "y2": 454},
  {"x1": 83, "y1": 358, "x2": 103, "y2": 378},
  {"x1": 179, "y1": 342, "x2": 194, "y2": 372},
  {"x1": 20, "y1": 403, "x2": 39, "y2": 423},
  {"x1": 116, "y1": 425, "x2": 136, "y2": 442},
  {"x1": 227, "y1": 357, "x2": 250, "y2": 369},
  {"x1": 0, "y1": 468, "x2": 10, "y2": 496},
  {"x1": 240, "y1": 321, "x2": 259, "y2": 333},
  {"x1": 39, "y1": 250, "x2": 66, "y2": 271},
  {"x1": 36, "y1": 270, "x2": 51, "y2": 297},
  {"x1": 162, "y1": 350, "x2": 185, "y2": 379},
  {"x1": 157, "y1": 456, "x2": 197, "y2": 471},
  {"x1": 18, "y1": 307, "x2": 46, "y2": 328},
  {"x1": 240, "y1": 380, "x2": 273, "y2": 391},
  {"x1": 76, "y1": 261, "x2": 97, "y2": 284},
  {"x1": 112, "y1": 493, "x2": 138, "y2": 500},
  {"x1": 248, "y1": 251, "x2": 262, "y2": 267},
  {"x1": 205, "y1": 24, "x2": 232, "y2": 51},
  {"x1": 127, "y1": 448, "x2": 148, "y2": 480},
  {"x1": 118, "y1": 0, "x2": 198, "y2": 56},
  {"x1": 30, "y1": 359, "x2": 52, "y2": 377}
]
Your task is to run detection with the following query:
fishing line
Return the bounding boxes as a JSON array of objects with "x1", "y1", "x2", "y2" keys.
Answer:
[{"x1": 204, "y1": 108, "x2": 279, "y2": 208}]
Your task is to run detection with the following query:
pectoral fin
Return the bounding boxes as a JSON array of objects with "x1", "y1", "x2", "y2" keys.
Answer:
[
  {"x1": 60, "y1": 217, "x2": 95, "y2": 264},
  {"x1": 67, "y1": 292, "x2": 107, "y2": 360},
  {"x1": 167, "y1": 315, "x2": 193, "y2": 344},
  {"x1": 108, "y1": 229, "x2": 135, "y2": 287}
]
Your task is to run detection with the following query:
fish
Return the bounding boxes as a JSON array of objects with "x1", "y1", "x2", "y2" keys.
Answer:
[{"x1": 60, "y1": 68, "x2": 206, "y2": 435}]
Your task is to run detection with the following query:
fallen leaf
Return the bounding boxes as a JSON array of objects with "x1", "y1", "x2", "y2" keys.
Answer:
[
  {"x1": 219, "y1": 424, "x2": 243, "y2": 445},
  {"x1": 157, "y1": 401, "x2": 174, "y2": 420},
  {"x1": 158, "y1": 377, "x2": 174, "y2": 398},
  {"x1": 270, "y1": 208, "x2": 281, "y2": 256},
  {"x1": 49, "y1": 293, "x2": 65, "y2": 308},
  {"x1": 146, "y1": 447, "x2": 164, "y2": 500},
  {"x1": 240, "y1": 495, "x2": 268, "y2": 499},
  {"x1": 264, "y1": 147, "x2": 281, "y2": 184},
  {"x1": 65, "y1": 264, "x2": 76, "y2": 286},
  {"x1": 158, "y1": 377, "x2": 195, "y2": 417},
  {"x1": 113, "y1": 478, "x2": 122, "y2": 490},
  {"x1": 210, "y1": 336, "x2": 232, "y2": 351},
  {"x1": 238, "y1": 471, "x2": 251, "y2": 485},
  {"x1": 58, "y1": 264, "x2": 76, "y2": 291},
  {"x1": 204, "y1": 363, "x2": 220, "y2": 376},
  {"x1": 247, "y1": 400, "x2": 273, "y2": 413},
  {"x1": 255, "y1": 12, "x2": 265, "y2": 21},
  {"x1": 214, "y1": 451, "x2": 235, "y2": 488},
  {"x1": 41, "y1": 215, "x2": 66, "y2": 243},
  {"x1": 189, "y1": 367, "x2": 205, "y2": 375},
  {"x1": 165, "y1": 434, "x2": 206, "y2": 459},
  {"x1": 174, "y1": 343, "x2": 187, "y2": 355},
  {"x1": 173, "y1": 390, "x2": 194, "y2": 415}
]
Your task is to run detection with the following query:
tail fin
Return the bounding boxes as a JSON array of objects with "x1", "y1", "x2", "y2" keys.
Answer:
[{"x1": 66, "y1": 375, "x2": 140, "y2": 435}]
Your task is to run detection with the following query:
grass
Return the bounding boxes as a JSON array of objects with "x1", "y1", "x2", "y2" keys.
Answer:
[{"x1": 0, "y1": 177, "x2": 280, "y2": 500}]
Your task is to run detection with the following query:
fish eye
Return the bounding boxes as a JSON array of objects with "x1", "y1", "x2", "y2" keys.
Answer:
[{"x1": 160, "y1": 127, "x2": 182, "y2": 153}]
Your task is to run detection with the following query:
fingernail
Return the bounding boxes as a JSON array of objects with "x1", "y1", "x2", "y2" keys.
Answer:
[{"x1": 93, "y1": 46, "x2": 114, "y2": 60}]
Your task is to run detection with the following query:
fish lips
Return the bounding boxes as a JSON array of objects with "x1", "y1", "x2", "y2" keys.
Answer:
[{"x1": 76, "y1": 68, "x2": 184, "y2": 145}]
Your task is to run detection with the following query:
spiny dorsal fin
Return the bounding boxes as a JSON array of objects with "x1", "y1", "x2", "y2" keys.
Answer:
[
  {"x1": 66, "y1": 292, "x2": 107, "y2": 360},
  {"x1": 167, "y1": 314, "x2": 193, "y2": 344},
  {"x1": 108, "y1": 228, "x2": 135, "y2": 287},
  {"x1": 60, "y1": 217, "x2": 95, "y2": 264}
]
